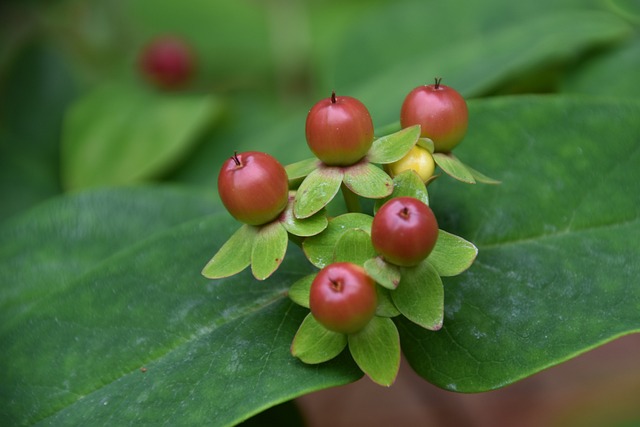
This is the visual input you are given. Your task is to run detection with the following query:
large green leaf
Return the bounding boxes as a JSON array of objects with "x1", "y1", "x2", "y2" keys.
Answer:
[
  {"x1": 0, "y1": 187, "x2": 360, "y2": 426},
  {"x1": 2, "y1": 96, "x2": 639, "y2": 425},
  {"x1": 399, "y1": 96, "x2": 640, "y2": 392}
]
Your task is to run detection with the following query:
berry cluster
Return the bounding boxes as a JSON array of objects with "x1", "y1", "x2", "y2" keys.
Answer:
[{"x1": 202, "y1": 79, "x2": 498, "y2": 385}]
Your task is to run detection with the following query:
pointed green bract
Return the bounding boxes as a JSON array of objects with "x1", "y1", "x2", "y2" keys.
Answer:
[
  {"x1": 285, "y1": 157, "x2": 320, "y2": 188},
  {"x1": 288, "y1": 274, "x2": 315, "y2": 308},
  {"x1": 303, "y1": 213, "x2": 373, "y2": 269},
  {"x1": 291, "y1": 314, "x2": 348, "y2": 364},
  {"x1": 333, "y1": 229, "x2": 377, "y2": 266},
  {"x1": 294, "y1": 166, "x2": 343, "y2": 219},
  {"x1": 202, "y1": 224, "x2": 258, "y2": 279},
  {"x1": 392, "y1": 261, "x2": 444, "y2": 331},
  {"x1": 342, "y1": 162, "x2": 394, "y2": 199},
  {"x1": 348, "y1": 317, "x2": 401, "y2": 387},
  {"x1": 281, "y1": 196, "x2": 328, "y2": 237},
  {"x1": 367, "y1": 125, "x2": 421, "y2": 164},
  {"x1": 466, "y1": 164, "x2": 502, "y2": 184},
  {"x1": 428, "y1": 230, "x2": 478, "y2": 277},
  {"x1": 364, "y1": 257, "x2": 401, "y2": 290},
  {"x1": 432, "y1": 152, "x2": 476, "y2": 184},
  {"x1": 251, "y1": 222, "x2": 289, "y2": 280},
  {"x1": 374, "y1": 169, "x2": 429, "y2": 214}
]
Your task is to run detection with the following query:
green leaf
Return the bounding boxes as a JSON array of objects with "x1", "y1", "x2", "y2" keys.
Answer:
[
  {"x1": 333, "y1": 228, "x2": 377, "y2": 266},
  {"x1": 374, "y1": 170, "x2": 429, "y2": 214},
  {"x1": 364, "y1": 257, "x2": 401, "y2": 290},
  {"x1": 427, "y1": 230, "x2": 478, "y2": 277},
  {"x1": 432, "y1": 152, "x2": 476, "y2": 184},
  {"x1": 367, "y1": 125, "x2": 421, "y2": 164},
  {"x1": 417, "y1": 138, "x2": 435, "y2": 153},
  {"x1": 0, "y1": 187, "x2": 361, "y2": 426},
  {"x1": 285, "y1": 157, "x2": 321, "y2": 189},
  {"x1": 342, "y1": 162, "x2": 394, "y2": 199},
  {"x1": 61, "y1": 83, "x2": 221, "y2": 190},
  {"x1": 400, "y1": 96, "x2": 640, "y2": 392},
  {"x1": 465, "y1": 163, "x2": 502, "y2": 185},
  {"x1": 348, "y1": 317, "x2": 401, "y2": 387},
  {"x1": 392, "y1": 261, "x2": 444, "y2": 331},
  {"x1": 302, "y1": 213, "x2": 373, "y2": 269},
  {"x1": 375, "y1": 286, "x2": 401, "y2": 318},
  {"x1": 280, "y1": 195, "x2": 328, "y2": 237},
  {"x1": 251, "y1": 222, "x2": 289, "y2": 281},
  {"x1": 202, "y1": 224, "x2": 258, "y2": 279},
  {"x1": 294, "y1": 166, "x2": 343, "y2": 219},
  {"x1": 291, "y1": 314, "x2": 348, "y2": 364},
  {"x1": 288, "y1": 274, "x2": 315, "y2": 308}
]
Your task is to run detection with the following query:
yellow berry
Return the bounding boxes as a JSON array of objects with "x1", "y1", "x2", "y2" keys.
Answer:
[{"x1": 386, "y1": 145, "x2": 435, "y2": 182}]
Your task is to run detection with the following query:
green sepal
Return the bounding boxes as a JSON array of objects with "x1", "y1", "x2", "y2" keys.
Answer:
[
  {"x1": 375, "y1": 286, "x2": 401, "y2": 318},
  {"x1": 417, "y1": 137, "x2": 435, "y2": 153},
  {"x1": 348, "y1": 317, "x2": 401, "y2": 387},
  {"x1": 374, "y1": 169, "x2": 429, "y2": 214},
  {"x1": 281, "y1": 193, "x2": 328, "y2": 237},
  {"x1": 285, "y1": 157, "x2": 320, "y2": 189},
  {"x1": 294, "y1": 166, "x2": 343, "y2": 219},
  {"x1": 367, "y1": 125, "x2": 421, "y2": 164},
  {"x1": 392, "y1": 261, "x2": 444, "y2": 331},
  {"x1": 432, "y1": 152, "x2": 476, "y2": 184},
  {"x1": 466, "y1": 164, "x2": 502, "y2": 184},
  {"x1": 288, "y1": 274, "x2": 315, "y2": 308},
  {"x1": 291, "y1": 314, "x2": 348, "y2": 364},
  {"x1": 364, "y1": 256, "x2": 401, "y2": 290},
  {"x1": 251, "y1": 221, "x2": 288, "y2": 280},
  {"x1": 333, "y1": 228, "x2": 377, "y2": 266},
  {"x1": 428, "y1": 230, "x2": 478, "y2": 277},
  {"x1": 342, "y1": 162, "x2": 393, "y2": 199},
  {"x1": 201, "y1": 224, "x2": 258, "y2": 279},
  {"x1": 302, "y1": 213, "x2": 373, "y2": 269}
]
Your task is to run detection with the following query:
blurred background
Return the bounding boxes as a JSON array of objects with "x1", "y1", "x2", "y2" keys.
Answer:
[{"x1": 1, "y1": 0, "x2": 639, "y2": 425}]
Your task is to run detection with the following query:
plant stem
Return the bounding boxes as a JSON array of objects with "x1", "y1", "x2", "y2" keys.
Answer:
[{"x1": 341, "y1": 183, "x2": 361, "y2": 213}]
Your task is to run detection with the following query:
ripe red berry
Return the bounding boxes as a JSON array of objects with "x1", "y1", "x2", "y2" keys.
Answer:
[
  {"x1": 305, "y1": 91, "x2": 374, "y2": 166},
  {"x1": 217, "y1": 151, "x2": 289, "y2": 226},
  {"x1": 309, "y1": 262, "x2": 377, "y2": 334},
  {"x1": 400, "y1": 78, "x2": 468, "y2": 153},
  {"x1": 139, "y1": 35, "x2": 195, "y2": 89},
  {"x1": 371, "y1": 197, "x2": 438, "y2": 267}
]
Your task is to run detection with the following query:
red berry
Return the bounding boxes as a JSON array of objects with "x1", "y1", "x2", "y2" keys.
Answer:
[
  {"x1": 217, "y1": 151, "x2": 289, "y2": 226},
  {"x1": 139, "y1": 35, "x2": 195, "y2": 89},
  {"x1": 305, "y1": 91, "x2": 374, "y2": 166},
  {"x1": 309, "y1": 262, "x2": 377, "y2": 334},
  {"x1": 400, "y1": 78, "x2": 468, "y2": 152},
  {"x1": 371, "y1": 197, "x2": 438, "y2": 267}
]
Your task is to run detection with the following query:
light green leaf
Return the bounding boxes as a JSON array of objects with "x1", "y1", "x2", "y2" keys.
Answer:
[
  {"x1": 417, "y1": 138, "x2": 435, "y2": 153},
  {"x1": 333, "y1": 228, "x2": 377, "y2": 266},
  {"x1": 432, "y1": 152, "x2": 476, "y2": 184},
  {"x1": 367, "y1": 125, "x2": 421, "y2": 164},
  {"x1": 288, "y1": 274, "x2": 315, "y2": 308},
  {"x1": 374, "y1": 170, "x2": 429, "y2": 214},
  {"x1": 294, "y1": 166, "x2": 343, "y2": 219},
  {"x1": 392, "y1": 261, "x2": 444, "y2": 331},
  {"x1": 280, "y1": 195, "x2": 328, "y2": 237},
  {"x1": 375, "y1": 286, "x2": 401, "y2": 318},
  {"x1": 61, "y1": 83, "x2": 221, "y2": 190},
  {"x1": 202, "y1": 224, "x2": 258, "y2": 279},
  {"x1": 302, "y1": 213, "x2": 373, "y2": 269},
  {"x1": 285, "y1": 157, "x2": 321, "y2": 189},
  {"x1": 342, "y1": 162, "x2": 394, "y2": 199},
  {"x1": 291, "y1": 314, "x2": 348, "y2": 364},
  {"x1": 427, "y1": 230, "x2": 478, "y2": 277},
  {"x1": 251, "y1": 221, "x2": 289, "y2": 280},
  {"x1": 466, "y1": 163, "x2": 502, "y2": 185},
  {"x1": 348, "y1": 317, "x2": 401, "y2": 387},
  {"x1": 364, "y1": 257, "x2": 401, "y2": 290}
]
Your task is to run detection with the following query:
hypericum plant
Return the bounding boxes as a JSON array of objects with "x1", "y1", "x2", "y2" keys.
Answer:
[{"x1": 202, "y1": 83, "x2": 500, "y2": 385}]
